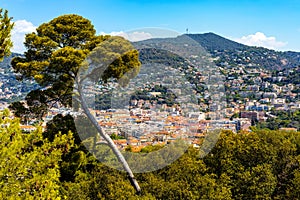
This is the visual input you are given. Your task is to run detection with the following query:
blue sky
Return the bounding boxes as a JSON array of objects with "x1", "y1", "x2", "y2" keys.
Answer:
[{"x1": 2, "y1": 0, "x2": 300, "y2": 52}]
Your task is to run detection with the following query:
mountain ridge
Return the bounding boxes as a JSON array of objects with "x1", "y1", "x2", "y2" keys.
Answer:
[
  {"x1": 182, "y1": 32, "x2": 300, "y2": 69},
  {"x1": 184, "y1": 32, "x2": 247, "y2": 51},
  {"x1": 136, "y1": 32, "x2": 300, "y2": 69}
]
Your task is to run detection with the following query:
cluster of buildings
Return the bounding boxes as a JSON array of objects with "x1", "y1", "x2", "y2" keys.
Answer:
[
  {"x1": 80, "y1": 61, "x2": 300, "y2": 150},
  {"x1": 222, "y1": 64, "x2": 300, "y2": 112},
  {"x1": 1, "y1": 52, "x2": 300, "y2": 151}
]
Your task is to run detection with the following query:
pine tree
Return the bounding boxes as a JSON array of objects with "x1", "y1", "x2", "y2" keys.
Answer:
[
  {"x1": 0, "y1": 110, "x2": 74, "y2": 199},
  {"x1": 10, "y1": 14, "x2": 141, "y2": 193}
]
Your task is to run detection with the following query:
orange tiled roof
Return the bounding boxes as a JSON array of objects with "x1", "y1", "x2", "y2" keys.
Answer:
[
  {"x1": 156, "y1": 131, "x2": 169, "y2": 135},
  {"x1": 20, "y1": 125, "x2": 36, "y2": 129},
  {"x1": 131, "y1": 146, "x2": 143, "y2": 152},
  {"x1": 113, "y1": 139, "x2": 127, "y2": 144},
  {"x1": 98, "y1": 122, "x2": 117, "y2": 126},
  {"x1": 129, "y1": 139, "x2": 139, "y2": 143}
]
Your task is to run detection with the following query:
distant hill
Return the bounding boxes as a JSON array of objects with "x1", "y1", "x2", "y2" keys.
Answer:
[
  {"x1": 139, "y1": 32, "x2": 300, "y2": 70},
  {"x1": 185, "y1": 32, "x2": 247, "y2": 52},
  {"x1": 185, "y1": 33, "x2": 300, "y2": 70}
]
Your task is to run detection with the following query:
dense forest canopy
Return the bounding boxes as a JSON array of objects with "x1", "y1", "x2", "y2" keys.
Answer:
[{"x1": 1, "y1": 109, "x2": 300, "y2": 199}]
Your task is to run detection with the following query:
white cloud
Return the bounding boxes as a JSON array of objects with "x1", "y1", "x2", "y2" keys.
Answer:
[
  {"x1": 11, "y1": 22, "x2": 152, "y2": 53},
  {"x1": 11, "y1": 20, "x2": 37, "y2": 53},
  {"x1": 235, "y1": 32, "x2": 287, "y2": 50},
  {"x1": 100, "y1": 31, "x2": 153, "y2": 42}
]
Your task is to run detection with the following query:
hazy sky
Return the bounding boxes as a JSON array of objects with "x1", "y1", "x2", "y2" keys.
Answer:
[{"x1": 2, "y1": 0, "x2": 300, "y2": 53}]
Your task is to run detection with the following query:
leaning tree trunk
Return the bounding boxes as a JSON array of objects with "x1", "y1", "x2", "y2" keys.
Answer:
[{"x1": 78, "y1": 85, "x2": 141, "y2": 194}]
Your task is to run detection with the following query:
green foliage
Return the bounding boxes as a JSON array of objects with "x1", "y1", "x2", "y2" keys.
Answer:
[
  {"x1": 203, "y1": 130, "x2": 300, "y2": 199},
  {"x1": 85, "y1": 36, "x2": 141, "y2": 84},
  {"x1": 142, "y1": 147, "x2": 232, "y2": 199},
  {"x1": 10, "y1": 14, "x2": 99, "y2": 120},
  {"x1": 44, "y1": 114, "x2": 80, "y2": 144},
  {"x1": 110, "y1": 133, "x2": 125, "y2": 140},
  {"x1": 1, "y1": 115, "x2": 300, "y2": 199},
  {"x1": 10, "y1": 13, "x2": 141, "y2": 127},
  {"x1": 0, "y1": 8, "x2": 13, "y2": 61},
  {"x1": 9, "y1": 15, "x2": 110, "y2": 119},
  {"x1": 63, "y1": 164, "x2": 138, "y2": 200},
  {"x1": 140, "y1": 144, "x2": 165, "y2": 153},
  {"x1": 0, "y1": 111, "x2": 74, "y2": 199}
]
